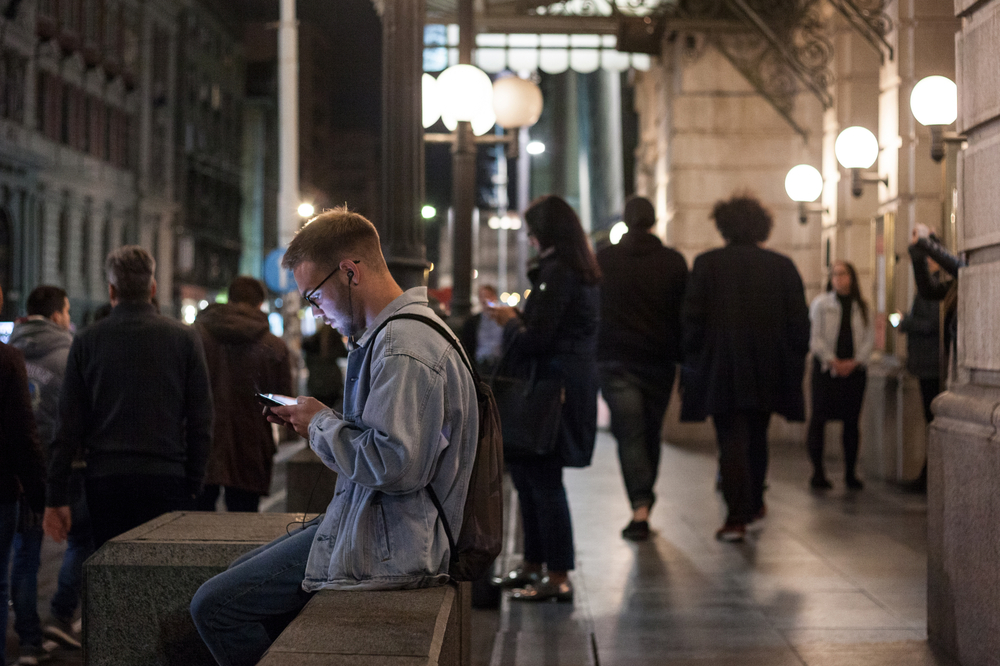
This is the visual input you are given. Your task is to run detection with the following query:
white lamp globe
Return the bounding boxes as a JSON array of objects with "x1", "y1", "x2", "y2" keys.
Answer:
[
  {"x1": 492, "y1": 76, "x2": 544, "y2": 129},
  {"x1": 422, "y1": 73, "x2": 440, "y2": 129},
  {"x1": 835, "y1": 126, "x2": 880, "y2": 169},
  {"x1": 297, "y1": 202, "x2": 315, "y2": 218},
  {"x1": 436, "y1": 64, "x2": 494, "y2": 123},
  {"x1": 471, "y1": 106, "x2": 496, "y2": 136},
  {"x1": 609, "y1": 221, "x2": 628, "y2": 245},
  {"x1": 784, "y1": 165, "x2": 824, "y2": 202},
  {"x1": 910, "y1": 75, "x2": 958, "y2": 127}
]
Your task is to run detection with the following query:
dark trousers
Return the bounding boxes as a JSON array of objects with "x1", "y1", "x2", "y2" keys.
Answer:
[
  {"x1": 197, "y1": 485, "x2": 261, "y2": 513},
  {"x1": 86, "y1": 474, "x2": 194, "y2": 549},
  {"x1": 808, "y1": 365, "x2": 867, "y2": 481},
  {"x1": 712, "y1": 410, "x2": 771, "y2": 525},
  {"x1": 600, "y1": 364, "x2": 674, "y2": 510},
  {"x1": 507, "y1": 458, "x2": 575, "y2": 572},
  {"x1": 918, "y1": 377, "x2": 940, "y2": 425}
]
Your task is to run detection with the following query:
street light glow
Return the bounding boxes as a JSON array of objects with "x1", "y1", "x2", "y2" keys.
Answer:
[
  {"x1": 610, "y1": 221, "x2": 628, "y2": 245},
  {"x1": 526, "y1": 141, "x2": 545, "y2": 155},
  {"x1": 910, "y1": 76, "x2": 958, "y2": 127},
  {"x1": 421, "y1": 205, "x2": 437, "y2": 219},
  {"x1": 297, "y1": 202, "x2": 315, "y2": 218},
  {"x1": 835, "y1": 127, "x2": 879, "y2": 169},
  {"x1": 784, "y1": 165, "x2": 824, "y2": 202}
]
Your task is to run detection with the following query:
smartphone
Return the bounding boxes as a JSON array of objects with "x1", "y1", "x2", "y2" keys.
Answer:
[{"x1": 256, "y1": 393, "x2": 297, "y2": 407}]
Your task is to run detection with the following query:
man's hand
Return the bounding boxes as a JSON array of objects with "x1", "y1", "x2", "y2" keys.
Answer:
[
  {"x1": 44, "y1": 506, "x2": 71, "y2": 543},
  {"x1": 486, "y1": 304, "x2": 518, "y2": 326},
  {"x1": 831, "y1": 359, "x2": 859, "y2": 377},
  {"x1": 268, "y1": 397, "x2": 329, "y2": 438}
]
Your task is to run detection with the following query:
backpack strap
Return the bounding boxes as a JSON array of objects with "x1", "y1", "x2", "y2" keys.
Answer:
[{"x1": 366, "y1": 311, "x2": 479, "y2": 566}]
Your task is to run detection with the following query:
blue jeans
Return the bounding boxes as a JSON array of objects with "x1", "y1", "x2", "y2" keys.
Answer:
[
  {"x1": 191, "y1": 520, "x2": 320, "y2": 666},
  {"x1": 51, "y1": 470, "x2": 95, "y2": 621},
  {"x1": 1, "y1": 502, "x2": 18, "y2": 659},
  {"x1": 600, "y1": 364, "x2": 674, "y2": 511},
  {"x1": 11, "y1": 519, "x2": 44, "y2": 648},
  {"x1": 507, "y1": 459, "x2": 575, "y2": 572}
]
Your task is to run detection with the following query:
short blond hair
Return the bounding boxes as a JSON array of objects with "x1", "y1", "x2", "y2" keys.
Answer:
[{"x1": 282, "y1": 207, "x2": 387, "y2": 275}]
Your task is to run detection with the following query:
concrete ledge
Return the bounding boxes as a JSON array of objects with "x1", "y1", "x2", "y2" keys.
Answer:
[
  {"x1": 258, "y1": 583, "x2": 470, "y2": 666},
  {"x1": 83, "y1": 512, "x2": 302, "y2": 666},
  {"x1": 928, "y1": 384, "x2": 1000, "y2": 666}
]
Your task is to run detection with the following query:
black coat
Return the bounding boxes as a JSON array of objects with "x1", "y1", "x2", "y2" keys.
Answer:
[
  {"x1": 680, "y1": 244, "x2": 810, "y2": 422},
  {"x1": 596, "y1": 231, "x2": 688, "y2": 375},
  {"x1": 899, "y1": 292, "x2": 940, "y2": 379},
  {"x1": 0, "y1": 343, "x2": 46, "y2": 510},
  {"x1": 503, "y1": 253, "x2": 600, "y2": 468}
]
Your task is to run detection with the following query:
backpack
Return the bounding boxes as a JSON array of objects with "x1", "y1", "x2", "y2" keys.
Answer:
[{"x1": 375, "y1": 313, "x2": 504, "y2": 581}]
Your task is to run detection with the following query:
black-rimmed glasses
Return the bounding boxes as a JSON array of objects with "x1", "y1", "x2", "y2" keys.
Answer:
[{"x1": 302, "y1": 260, "x2": 360, "y2": 309}]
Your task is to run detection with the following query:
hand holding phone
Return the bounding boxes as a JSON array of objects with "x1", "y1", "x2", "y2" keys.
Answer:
[{"x1": 256, "y1": 393, "x2": 297, "y2": 407}]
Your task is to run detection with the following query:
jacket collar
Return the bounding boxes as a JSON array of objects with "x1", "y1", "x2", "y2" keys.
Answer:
[{"x1": 355, "y1": 287, "x2": 430, "y2": 348}]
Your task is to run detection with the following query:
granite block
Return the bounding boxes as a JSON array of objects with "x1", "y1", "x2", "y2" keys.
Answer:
[
  {"x1": 286, "y1": 446, "x2": 338, "y2": 514},
  {"x1": 84, "y1": 512, "x2": 299, "y2": 666},
  {"x1": 258, "y1": 582, "x2": 470, "y2": 666}
]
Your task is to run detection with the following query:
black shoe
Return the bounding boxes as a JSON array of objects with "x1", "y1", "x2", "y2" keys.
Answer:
[
  {"x1": 845, "y1": 476, "x2": 864, "y2": 490},
  {"x1": 810, "y1": 474, "x2": 833, "y2": 490},
  {"x1": 510, "y1": 576, "x2": 574, "y2": 603},
  {"x1": 492, "y1": 565, "x2": 541, "y2": 589},
  {"x1": 621, "y1": 520, "x2": 650, "y2": 541}
]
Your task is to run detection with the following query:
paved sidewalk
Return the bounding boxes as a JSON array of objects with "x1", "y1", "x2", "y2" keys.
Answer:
[{"x1": 489, "y1": 430, "x2": 955, "y2": 666}]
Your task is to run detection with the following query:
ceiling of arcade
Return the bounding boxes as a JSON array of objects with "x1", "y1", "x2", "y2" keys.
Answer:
[{"x1": 406, "y1": 0, "x2": 893, "y2": 138}]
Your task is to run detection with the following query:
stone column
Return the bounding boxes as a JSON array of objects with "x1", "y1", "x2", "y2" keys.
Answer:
[
  {"x1": 379, "y1": 0, "x2": 429, "y2": 290},
  {"x1": 927, "y1": 1, "x2": 1000, "y2": 663},
  {"x1": 449, "y1": 0, "x2": 474, "y2": 320}
]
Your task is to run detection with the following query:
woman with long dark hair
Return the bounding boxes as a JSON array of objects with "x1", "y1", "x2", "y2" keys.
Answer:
[
  {"x1": 807, "y1": 260, "x2": 874, "y2": 490},
  {"x1": 487, "y1": 195, "x2": 600, "y2": 602}
]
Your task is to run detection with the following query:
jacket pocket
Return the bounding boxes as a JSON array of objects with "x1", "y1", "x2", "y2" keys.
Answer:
[{"x1": 371, "y1": 492, "x2": 393, "y2": 563}]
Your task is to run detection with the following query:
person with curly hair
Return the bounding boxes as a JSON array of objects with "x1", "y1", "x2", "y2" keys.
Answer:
[{"x1": 681, "y1": 193, "x2": 810, "y2": 542}]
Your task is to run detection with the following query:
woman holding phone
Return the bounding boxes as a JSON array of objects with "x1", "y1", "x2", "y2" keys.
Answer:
[{"x1": 487, "y1": 195, "x2": 600, "y2": 602}]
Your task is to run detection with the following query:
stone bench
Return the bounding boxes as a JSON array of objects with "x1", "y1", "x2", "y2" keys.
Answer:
[
  {"x1": 285, "y1": 445, "x2": 338, "y2": 514},
  {"x1": 84, "y1": 511, "x2": 469, "y2": 666},
  {"x1": 257, "y1": 582, "x2": 470, "y2": 665},
  {"x1": 83, "y1": 511, "x2": 301, "y2": 666}
]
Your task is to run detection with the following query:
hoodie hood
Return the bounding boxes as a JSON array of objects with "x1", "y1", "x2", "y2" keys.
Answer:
[
  {"x1": 196, "y1": 303, "x2": 271, "y2": 344},
  {"x1": 8, "y1": 318, "x2": 73, "y2": 362}
]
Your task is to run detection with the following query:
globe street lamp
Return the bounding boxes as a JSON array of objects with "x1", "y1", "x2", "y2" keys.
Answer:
[
  {"x1": 835, "y1": 126, "x2": 887, "y2": 197},
  {"x1": 784, "y1": 164, "x2": 826, "y2": 224},
  {"x1": 909, "y1": 75, "x2": 961, "y2": 162}
]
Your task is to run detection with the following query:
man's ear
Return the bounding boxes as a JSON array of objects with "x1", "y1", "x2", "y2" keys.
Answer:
[
  {"x1": 150, "y1": 279, "x2": 158, "y2": 300},
  {"x1": 340, "y1": 260, "x2": 357, "y2": 284},
  {"x1": 108, "y1": 283, "x2": 118, "y2": 305}
]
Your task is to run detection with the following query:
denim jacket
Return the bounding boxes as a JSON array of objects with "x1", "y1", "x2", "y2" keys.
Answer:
[{"x1": 302, "y1": 288, "x2": 478, "y2": 591}]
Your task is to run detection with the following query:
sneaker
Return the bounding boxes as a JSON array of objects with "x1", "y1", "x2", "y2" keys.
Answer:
[
  {"x1": 621, "y1": 520, "x2": 650, "y2": 541},
  {"x1": 492, "y1": 565, "x2": 542, "y2": 589},
  {"x1": 16, "y1": 644, "x2": 50, "y2": 665},
  {"x1": 43, "y1": 614, "x2": 82, "y2": 649},
  {"x1": 715, "y1": 522, "x2": 746, "y2": 542},
  {"x1": 810, "y1": 474, "x2": 833, "y2": 490},
  {"x1": 509, "y1": 576, "x2": 574, "y2": 603},
  {"x1": 748, "y1": 504, "x2": 767, "y2": 529},
  {"x1": 845, "y1": 476, "x2": 864, "y2": 490}
]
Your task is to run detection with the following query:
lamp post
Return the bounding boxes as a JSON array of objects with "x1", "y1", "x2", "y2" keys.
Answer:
[
  {"x1": 835, "y1": 126, "x2": 887, "y2": 197},
  {"x1": 784, "y1": 164, "x2": 826, "y2": 224},
  {"x1": 424, "y1": 65, "x2": 543, "y2": 320}
]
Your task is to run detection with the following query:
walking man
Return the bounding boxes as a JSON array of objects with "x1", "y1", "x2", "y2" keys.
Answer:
[
  {"x1": 190, "y1": 208, "x2": 478, "y2": 666},
  {"x1": 9, "y1": 285, "x2": 87, "y2": 659},
  {"x1": 195, "y1": 276, "x2": 292, "y2": 512},
  {"x1": 597, "y1": 197, "x2": 688, "y2": 541},
  {"x1": 43, "y1": 246, "x2": 213, "y2": 549}
]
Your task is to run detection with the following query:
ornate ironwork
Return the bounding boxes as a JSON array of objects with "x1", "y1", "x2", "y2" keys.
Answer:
[
  {"x1": 528, "y1": 0, "x2": 673, "y2": 17},
  {"x1": 828, "y1": 0, "x2": 893, "y2": 62}
]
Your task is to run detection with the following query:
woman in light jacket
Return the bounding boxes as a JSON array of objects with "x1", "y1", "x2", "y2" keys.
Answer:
[{"x1": 807, "y1": 260, "x2": 874, "y2": 490}]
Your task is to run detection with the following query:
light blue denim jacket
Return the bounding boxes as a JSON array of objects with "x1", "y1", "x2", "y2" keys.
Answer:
[{"x1": 302, "y1": 288, "x2": 479, "y2": 591}]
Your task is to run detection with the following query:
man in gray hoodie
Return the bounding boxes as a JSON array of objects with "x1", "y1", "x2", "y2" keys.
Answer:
[{"x1": 8, "y1": 286, "x2": 83, "y2": 662}]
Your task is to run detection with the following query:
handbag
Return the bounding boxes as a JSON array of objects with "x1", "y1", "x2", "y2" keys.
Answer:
[{"x1": 489, "y1": 356, "x2": 564, "y2": 459}]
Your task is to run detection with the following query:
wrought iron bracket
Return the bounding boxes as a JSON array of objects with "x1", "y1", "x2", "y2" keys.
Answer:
[{"x1": 828, "y1": 0, "x2": 893, "y2": 63}]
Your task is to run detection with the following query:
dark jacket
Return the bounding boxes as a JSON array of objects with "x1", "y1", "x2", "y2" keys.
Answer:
[
  {"x1": 9, "y1": 318, "x2": 74, "y2": 447},
  {"x1": 47, "y1": 302, "x2": 214, "y2": 506},
  {"x1": 899, "y1": 292, "x2": 940, "y2": 379},
  {"x1": 195, "y1": 302, "x2": 292, "y2": 495},
  {"x1": 596, "y1": 230, "x2": 688, "y2": 375},
  {"x1": 909, "y1": 237, "x2": 963, "y2": 368},
  {"x1": 680, "y1": 244, "x2": 810, "y2": 422},
  {"x1": 0, "y1": 343, "x2": 46, "y2": 511},
  {"x1": 502, "y1": 253, "x2": 600, "y2": 467}
]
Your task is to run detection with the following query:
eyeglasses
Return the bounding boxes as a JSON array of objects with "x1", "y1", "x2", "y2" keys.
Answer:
[{"x1": 302, "y1": 260, "x2": 360, "y2": 309}]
